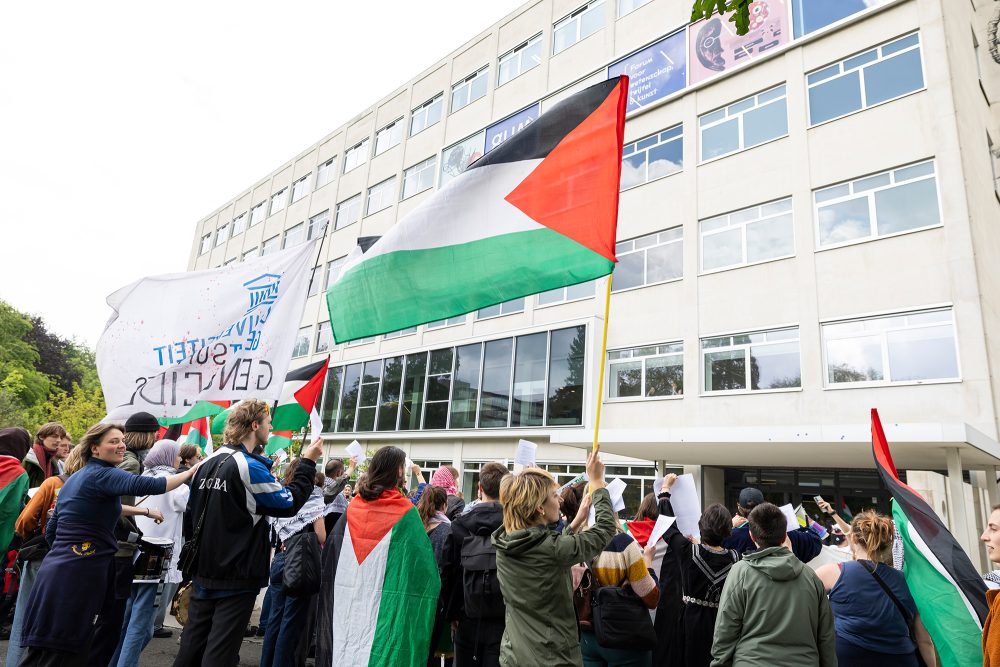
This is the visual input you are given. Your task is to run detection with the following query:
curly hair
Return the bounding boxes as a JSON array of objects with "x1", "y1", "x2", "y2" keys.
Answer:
[{"x1": 850, "y1": 510, "x2": 895, "y2": 564}]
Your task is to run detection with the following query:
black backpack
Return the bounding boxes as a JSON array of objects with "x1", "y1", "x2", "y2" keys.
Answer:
[{"x1": 460, "y1": 532, "x2": 505, "y2": 619}]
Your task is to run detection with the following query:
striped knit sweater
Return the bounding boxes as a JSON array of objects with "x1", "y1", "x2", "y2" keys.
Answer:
[{"x1": 591, "y1": 532, "x2": 660, "y2": 609}]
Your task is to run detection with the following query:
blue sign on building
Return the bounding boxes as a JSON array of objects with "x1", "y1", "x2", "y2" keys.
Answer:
[
  {"x1": 607, "y1": 30, "x2": 687, "y2": 114},
  {"x1": 485, "y1": 104, "x2": 540, "y2": 153}
]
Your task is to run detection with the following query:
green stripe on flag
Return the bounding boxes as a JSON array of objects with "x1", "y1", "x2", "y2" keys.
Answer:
[
  {"x1": 184, "y1": 425, "x2": 207, "y2": 449},
  {"x1": 0, "y1": 473, "x2": 29, "y2": 551},
  {"x1": 893, "y1": 500, "x2": 983, "y2": 666},
  {"x1": 271, "y1": 403, "x2": 310, "y2": 432},
  {"x1": 328, "y1": 227, "x2": 612, "y2": 342},
  {"x1": 158, "y1": 400, "x2": 226, "y2": 426},
  {"x1": 266, "y1": 431, "x2": 293, "y2": 457},
  {"x1": 369, "y1": 508, "x2": 440, "y2": 666}
]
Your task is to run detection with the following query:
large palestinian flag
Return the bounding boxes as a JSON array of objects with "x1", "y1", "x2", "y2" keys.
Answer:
[
  {"x1": 872, "y1": 408, "x2": 988, "y2": 666},
  {"x1": 266, "y1": 358, "x2": 329, "y2": 455},
  {"x1": 327, "y1": 76, "x2": 629, "y2": 342},
  {"x1": 0, "y1": 458, "x2": 28, "y2": 550},
  {"x1": 158, "y1": 399, "x2": 229, "y2": 427},
  {"x1": 322, "y1": 489, "x2": 439, "y2": 666}
]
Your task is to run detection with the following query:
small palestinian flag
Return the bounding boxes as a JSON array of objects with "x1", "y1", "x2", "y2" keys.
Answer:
[
  {"x1": 872, "y1": 408, "x2": 988, "y2": 666},
  {"x1": 266, "y1": 358, "x2": 329, "y2": 456},
  {"x1": 180, "y1": 417, "x2": 212, "y2": 454},
  {"x1": 158, "y1": 399, "x2": 229, "y2": 426},
  {"x1": 327, "y1": 76, "x2": 629, "y2": 342},
  {"x1": 210, "y1": 401, "x2": 241, "y2": 436},
  {"x1": 317, "y1": 489, "x2": 440, "y2": 666}
]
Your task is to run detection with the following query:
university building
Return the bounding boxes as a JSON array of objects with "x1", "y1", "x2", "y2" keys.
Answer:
[{"x1": 187, "y1": 0, "x2": 1000, "y2": 566}]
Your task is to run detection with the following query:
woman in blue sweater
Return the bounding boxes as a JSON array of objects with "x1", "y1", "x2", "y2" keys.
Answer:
[{"x1": 17, "y1": 422, "x2": 197, "y2": 666}]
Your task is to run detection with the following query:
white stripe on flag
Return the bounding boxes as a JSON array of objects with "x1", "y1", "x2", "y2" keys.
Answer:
[{"x1": 331, "y1": 525, "x2": 392, "y2": 666}]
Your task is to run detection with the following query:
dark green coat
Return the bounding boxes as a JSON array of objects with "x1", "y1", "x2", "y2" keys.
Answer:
[{"x1": 492, "y1": 487, "x2": 616, "y2": 667}]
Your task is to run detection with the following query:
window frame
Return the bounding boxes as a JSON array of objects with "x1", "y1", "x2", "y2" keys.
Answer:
[
  {"x1": 699, "y1": 196, "x2": 795, "y2": 274},
  {"x1": 282, "y1": 222, "x2": 305, "y2": 249},
  {"x1": 316, "y1": 157, "x2": 336, "y2": 189},
  {"x1": 536, "y1": 281, "x2": 597, "y2": 308},
  {"x1": 291, "y1": 326, "x2": 312, "y2": 358},
  {"x1": 366, "y1": 177, "x2": 397, "y2": 215},
  {"x1": 199, "y1": 233, "x2": 212, "y2": 255},
  {"x1": 315, "y1": 321, "x2": 334, "y2": 354},
  {"x1": 611, "y1": 227, "x2": 684, "y2": 293},
  {"x1": 335, "y1": 194, "x2": 362, "y2": 230},
  {"x1": 269, "y1": 188, "x2": 288, "y2": 216},
  {"x1": 231, "y1": 212, "x2": 248, "y2": 237},
  {"x1": 617, "y1": 0, "x2": 652, "y2": 17},
  {"x1": 812, "y1": 158, "x2": 942, "y2": 251},
  {"x1": 806, "y1": 32, "x2": 926, "y2": 129},
  {"x1": 606, "y1": 341, "x2": 684, "y2": 402},
  {"x1": 214, "y1": 224, "x2": 229, "y2": 248},
  {"x1": 620, "y1": 124, "x2": 683, "y2": 191},
  {"x1": 374, "y1": 118, "x2": 404, "y2": 156},
  {"x1": 241, "y1": 248, "x2": 257, "y2": 262},
  {"x1": 249, "y1": 202, "x2": 266, "y2": 227},
  {"x1": 700, "y1": 326, "x2": 802, "y2": 396},
  {"x1": 821, "y1": 307, "x2": 961, "y2": 389},
  {"x1": 402, "y1": 156, "x2": 437, "y2": 200},
  {"x1": 343, "y1": 139, "x2": 371, "y2": 174},
  {"x1": 261, "y1": 236, "x2": 279, "y2": 256},
  {"x1": 426, "y1": 315, "x2": 468, "y2": 330},
  {"x1": 476, "y1": 298, "x2": 525, "y2": 321},
  {"x1": 307, "y1": 210, "x2": 330, "y2": 240},
  {"x1": 552, "y1": 0, "x2": 606, "y2": 55},
  {"x1": 451, "y1": 66, "x2": 490, "y2": 113},
  {"x1": 410, "y1": 94, "x2": 444, "y2": 137},
  {"x1": 290, "y1": 174, "x2": 311, "y2": 203},
  {"x1": 498, "y1": 34, "x2": 543, "y2": 86},
  {"x1": 698, "y1": 84, "x2": 788, "y2": 164}
]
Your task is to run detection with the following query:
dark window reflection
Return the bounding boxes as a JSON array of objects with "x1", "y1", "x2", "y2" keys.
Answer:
[
  {"x1": 337, "y1": 364, "x2": 361, "y2": 432},
  {"x1": 480, "y1": 339, "x2": 513, "y2": 427},
  {"x1": 512, "y1": 333, "x2": 546, "y2": 427},
  {"x1": 399, "y1": 353, "x2": 427, "y2": 430},
  {"x1": 450, "y1": 344, "x2": 482, "y2": 428},
  {"x1": 377, "y1": 356, "x2": 403, "y2": 431},
  {"x1": 547, "y1": 326, "x2": 585, "y2": 425}
]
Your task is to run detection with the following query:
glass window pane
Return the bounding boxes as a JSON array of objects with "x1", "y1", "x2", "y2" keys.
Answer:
[
  {"x1": 647, "y1": 139, "x2": 683, "y2": 180},
  {"x1": 337, "y1": 364, "x2": 362, "y2": 432},
  {"x1": 613, "y1": 252, "x2": 644, "y2": 290},
  {"x1": 826, "y1": 335, "x2": 884, "y2": 383},
  {"x1": 566, "y1": 280, "x2": 594, "y2": 300},
  {"x1": 863, "y1": 49, "x2": 924, "y2": 106},
  {"x1": 703, "y1": 228, "x2": 742, "y2": 270},
  {"x1": 808, "y1": 72, "x2": 862, "y2": 125},
  {"x1": 547, "y1": 326, "x2": 585, "y2": 425},
  {"x1": 750, "y1": 341, "x2": 801, "y2": 389},
  {"x1": 479, "y1": 339, "x2": 513, "y2": 427},
  {"x1": 852, "y1": 173, "x2": 891, "y2": 193},
  {"x1": 817, "y1": 197, "x2": 871, "y2": 245},
  {"x1": 429, "y1": 348, "x2": 454, "y2": 375},
  {"x1": 537, "y1": 287, "x2": 565, "y2": 305},
  {"x1": 882, "y1": 33, "x2": 919, "y2": 56},
  {"x1": 355, "y1": 407, "x2": 376, "y2": 432},
  {"x1": 645, "y1": 241, "x2": 682, "y2": 282},
  {"x1": 399, "y1": 354, "x2": 427, "y2": 430},
  {"x1": 645, "y1": 355, "x2": 682, "y2": 396},
  {"x1": 377, "y1": 357, "x2": 403, "y2": 431},
  {"x1": 423, "y1": 403, "x2": 449, "y2": 430},
  {"x1": 894, "y1": 161, "x2": 934, "y2": 181},
  {"x1": 610, "y1": 361, "x2": 642, "y2": 398},
  {"x1": 553, "y1": 22, "x2": 575, "y2": 54},
  {"x1": 621, "y1": 153, "x2": 646, "y2": 189},
  {"x1": 512, "y1": 333, "x2": 546, "y2": 427},
  {"x1": 580, "y1": 4, "x2": 604, "y2": 39},
  {"x1": 742, "y1": 99, "x2": 788, "y2": 148},
  {"x1": 843, "y1": 50, "x2": 878, "y2": 71},
  {"x1": 874, "y1": 178, "x2": 939, "y2": 235},
  {"x1": 701, "y1": 119, "x2": 740, "y2": 160},
  {"x1": 705, "y1": 350, "x2": 746, "y2": 391},
  {"x1": 887, "y1": 324, "x2": 958, "y2": 381},
  {"x1": 792, "y1": 0, "x2": 883, "y2": 38},
  {"x1": 746, "y1": 213, "x2": 794, "y2": 263},
  {"x1": 320, "y1": 367, "x2": 343, "y2": 427},
  {"x1": 815, "y1": 183, "x2": 850, "y2": 203},
  {"x1": 450, "y1": 344, "x2": 482, "y2": 428},
  {"x1": 807, "y1": 63, "x2": 841, "y2": 84}
]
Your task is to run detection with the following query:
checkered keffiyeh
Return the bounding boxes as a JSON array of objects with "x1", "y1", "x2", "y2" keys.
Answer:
[{"x1": 270, "y1": 487, "x2": 326, "y2": 542}]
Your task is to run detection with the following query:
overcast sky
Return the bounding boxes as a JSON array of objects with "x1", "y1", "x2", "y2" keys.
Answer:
[{"x1": 1, "y1": 0, "x2": 524, "y2": 348}]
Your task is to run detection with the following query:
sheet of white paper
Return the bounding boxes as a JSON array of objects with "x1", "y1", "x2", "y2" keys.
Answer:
[
  {"x1": 273, "y1": 448, "x2": 287, "y2": 463},
  {"x1": 613, "y1": 496, "x2": 625, "y2": 512},
  {"x1": 514, "y1": 439, "x2": 537, "y2": 467},
  {"x1": 345, "y1": 440, "x2": 366, "y2": 464},
  {"x1": 669, "y1": 474, "x2": 702, "y2": 539},
  {"x1": 405, "y1": 457, "x2": 414, "y2": 470},
  {"x1": 309, "y1": 408, "x2": 323, "y2": 438},
  {"x1": 588, "y1": 505, "x2": 596, "y2": 527},
  {"x1": 779, "y1": 504, "x2": 799, "y2": 532},
  {"x1": 647, "y1": 515, "x2": 677, "y2": 547},
  {"x1": 653, "y1": 475, "x2": 663, "y2": 497},
  {"x1": 607, "y1": 478, "x2": 627, "y2": 502}
]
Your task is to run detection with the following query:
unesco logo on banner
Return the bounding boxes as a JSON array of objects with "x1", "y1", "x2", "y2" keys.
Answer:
[
  {"x1": 485, "y1": 104, "x2": 540, "y2": 153},
  {"x1": 607, "y1": 30, "x2": 687, "y2": 114}
]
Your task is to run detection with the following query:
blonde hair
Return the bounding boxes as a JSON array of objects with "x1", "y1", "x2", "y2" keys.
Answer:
[
  {"x1": 222, "y1": 400, "x2": 270, "y2": 445},
  {"x1": 63, "y1": 445, "x2": 86, "y2": 475},
  {"x1": 123, "y1": 431, "x2": 157, "y2": 452},
  {"x1": 499, "y1": 467, "x2": 557, "y2": 533},
  {"x1": 851, "y1": 510, "x2": 895, "y2": 564}
]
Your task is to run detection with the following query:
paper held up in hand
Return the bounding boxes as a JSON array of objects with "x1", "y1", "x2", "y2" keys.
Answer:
[
  {"x1": 345, "y1": 440, "x2": 366, "y2": 465},
  {"x1": 647, "y1": 514, "x2": 677, "y2": 547},
  {"x1": 588, "y1": 477, "x2": 628, "y2": 525},
  {"x1": 779, "y1": 504, "x2": 800, "y2": 532},
  {"x1": 670, "y1": 474, "x2": 702, "y2": 539},
  {"x1": 514, "y1": 439, "x2": 538, "y2": 467}
]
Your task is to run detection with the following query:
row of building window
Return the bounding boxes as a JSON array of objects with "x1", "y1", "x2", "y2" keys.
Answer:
[
  {"x1": 201, "y1": 22, "x2": 921, "y2": 255},
  {"x1": 608, "y1": 307, "x2": 960, "y2": 399},
  {"x1": 318, "y1": 325, "x2": 587, "y2": 433}
]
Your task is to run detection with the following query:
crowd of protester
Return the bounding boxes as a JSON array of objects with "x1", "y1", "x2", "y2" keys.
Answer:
[{"x1": 7, "y1": 402, "x2": 1000, "y2": 666}]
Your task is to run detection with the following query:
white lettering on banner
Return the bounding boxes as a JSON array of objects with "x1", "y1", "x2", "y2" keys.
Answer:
[{"x1": 98, "y1": 242, "x2": 317, "y2": 421}]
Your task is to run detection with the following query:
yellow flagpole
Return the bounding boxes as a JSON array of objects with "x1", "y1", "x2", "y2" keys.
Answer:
[{"x1": 592, "y1": 274, "x2": 613, "y2": 452}]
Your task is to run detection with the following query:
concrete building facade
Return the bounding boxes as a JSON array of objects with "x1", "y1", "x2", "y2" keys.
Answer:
[{"x1": 188, "y1": 0, "x2": 1000, "y2": 565}]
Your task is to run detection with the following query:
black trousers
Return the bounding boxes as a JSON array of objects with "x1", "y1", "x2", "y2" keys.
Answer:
[
  {"x1": 173, "y1": 591, "x2": 257, "y2": 667},
  {"x1": 453, "y1": 617, "x2": 503, "y2": 667}
]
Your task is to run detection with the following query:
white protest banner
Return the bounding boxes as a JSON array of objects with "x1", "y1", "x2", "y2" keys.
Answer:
[
  {"x1": 647, "y1": 514, "x2": 676, "y2": 547},
  {"x1": 670, "y1": 474, "x2": 702, "y2": 539},
  {"x1": 779, "y1": 504, "x2": 800, "y2": 532},
  {"x1": 514, "y1": 439, "x2": 538, "y2": 467},
  {"x1": 557, "y1": 472, "x2": 588, "y2": 493},
  {"x1": 98, "y1": 242, "x2": 317, "y2": 421},
  {"x1": 345, "y1": 440, "x2": 366, "y2": 465}
]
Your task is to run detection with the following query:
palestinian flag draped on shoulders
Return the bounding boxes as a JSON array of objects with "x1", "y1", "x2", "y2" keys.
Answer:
[
  {"x1": 266, "y1": 357, "x2": 329, "y2": 455},
  {"x1": 871, "y1": 408, "x2": 988, "y2": 666},
  {"x1": 316, "y1": 487, "x2": 439, "y2": 666},
  {"x1": 327, "y1": 76, "x2": 629, "y2": 342}
]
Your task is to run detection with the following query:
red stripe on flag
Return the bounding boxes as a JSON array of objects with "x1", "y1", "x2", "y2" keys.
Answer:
[
  {"x1": 0, "y1": 458, "x2": 26, "y2": 488},
  {"x1": 345, "y1": 489, "x2": 414, "y2": 564},
  {"x1": 293, "y1": 357, "x2": 329, "y2": 414}
]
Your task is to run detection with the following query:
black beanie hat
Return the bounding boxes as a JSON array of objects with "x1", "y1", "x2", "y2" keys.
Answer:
[{"x1": 124, "y1": 411, "x2": 160, "y2": 433}]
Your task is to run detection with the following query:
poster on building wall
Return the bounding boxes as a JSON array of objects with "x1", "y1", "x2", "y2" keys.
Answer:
[
  {"x1": 688, "y1": 0, "x2": 790, "y2": 85},
  {"x1": 485, "y1": 104, "x2": 540, "y2": 153},
  {"x1": 440, "y1": 131, "x2": 486, "y2": 187},
  {"x1": 607, "y1": 30, "x2": 687, "y2": 114}
]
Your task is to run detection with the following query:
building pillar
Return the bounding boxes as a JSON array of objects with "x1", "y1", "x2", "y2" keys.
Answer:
[
  {"x1": 986, "y1": 465, "x2": 1000, "y2": 510},
  {"x1": 946, "y1": 448, "x2": 975, "y2": 558}
]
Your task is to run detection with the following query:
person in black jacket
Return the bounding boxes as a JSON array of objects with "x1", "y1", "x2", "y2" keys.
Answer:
[
  {"x1": 724, "y1": 487, "x2": 821, "y2": 562},
  {"x1": 440, "y1": 462, "x2": 510, "y2": 667},
  {"x1": 173, "y1": 399, "x2": 322, "y2": 667}
]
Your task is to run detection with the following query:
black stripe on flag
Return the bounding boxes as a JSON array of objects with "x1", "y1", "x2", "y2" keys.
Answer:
[
  {"x1": 285, "y1": 358, "x2": 328, "y2": 383},
  {"x1": 871, "y1": 409, "x2": 989, "y2": 623},
  {"x1": 468, "y1": 77, "x2": 624, "y2": 169}
]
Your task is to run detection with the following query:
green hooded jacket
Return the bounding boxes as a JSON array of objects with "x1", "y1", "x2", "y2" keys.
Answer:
[
  {"x1": 492, "y1": 487, "x2": 616, "y2": 667},
  {"x1": 711, "y1": 545, "x2": 837, "y2": 667}
]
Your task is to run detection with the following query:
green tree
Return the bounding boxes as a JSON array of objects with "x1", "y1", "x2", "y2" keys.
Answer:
[{"x1": 691, "y1": 0, "x2": 753, "y2": 35}]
